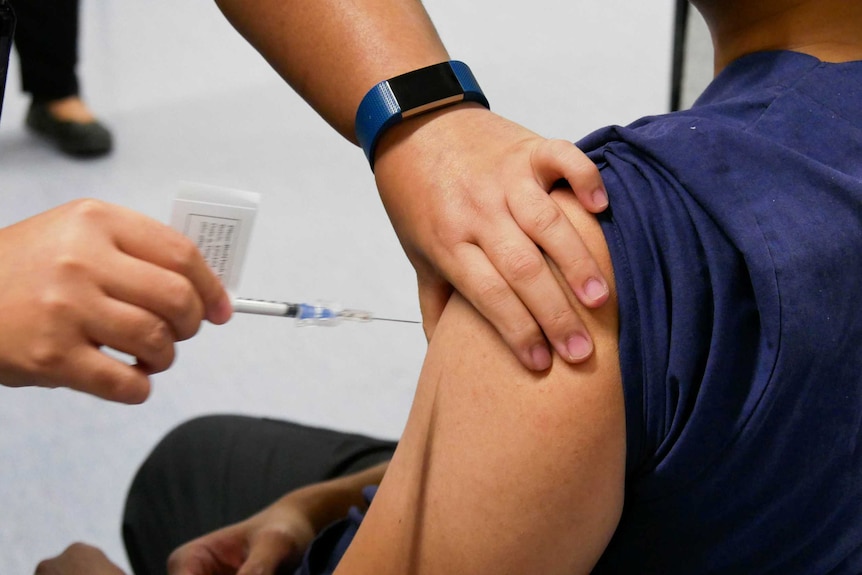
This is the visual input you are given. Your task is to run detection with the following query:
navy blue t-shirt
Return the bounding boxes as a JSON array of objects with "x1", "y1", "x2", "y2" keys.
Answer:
[
  {"x1": 297, "y1": 51, "x2": 862, "y2": 574},
  {"x1": 588, "y1": 51, "x2": 862, "y2": 573}
]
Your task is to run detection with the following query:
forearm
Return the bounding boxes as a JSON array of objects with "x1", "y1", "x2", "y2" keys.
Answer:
[
  {"x1": 214, "y1": 0, "x2": 612, "y2": 374},
  {"x1": 165, "y1": 460, "x2": 391, "y2": 574},
  {"x1": 214, "y1": 0, "x2": 449, "y2": 141}
]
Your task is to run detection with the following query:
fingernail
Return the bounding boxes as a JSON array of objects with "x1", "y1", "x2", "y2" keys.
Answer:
[
  {"x1": 584, "y1": 277, "x2": 609, "y2": 303},
  {"x1": 592, "y1": 188, "x2": 609, "y2": 209},
  {"x1": 530, "y1": 345, "x2": 552, "y2": 371},
  {"x1": 209, "y1": 293, "x2": 233, "y2": 324},
  {"x1": 566, "y1": 334, "x2": 593, "y2": 362}
]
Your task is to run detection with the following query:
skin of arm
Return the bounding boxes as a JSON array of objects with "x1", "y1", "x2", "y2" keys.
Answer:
[
  {"x1": 214, "y1": 0, "x2": 448, "y2": 141},
  {"x1": 335, "y1": 189, "x2": 626, "y2": 574},
  {"x1": 332, "y1": 1, "x2": 862, "y2": 565},
  {"x1": 167, "y1": 462, "x2": 389, "y2": 575},
  {"x1": 214, "y1": 0, "x2": 611, "y2": 371},
  {"x1": 0, "y1": 199, "x2": 232, "y2": 403}
]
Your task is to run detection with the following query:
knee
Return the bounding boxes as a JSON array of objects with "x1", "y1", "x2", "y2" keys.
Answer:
[
  {"x1": 153, "y1": 414, "x2": 238, "y2": 459},
  {"x1": 124, "y1": 415, "x2": 239, "y2": 519},
  {"x1": 133, "y1": 415, "x2": 237, "y2": 487}
]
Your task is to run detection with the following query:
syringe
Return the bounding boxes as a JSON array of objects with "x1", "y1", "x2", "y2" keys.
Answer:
[{"x1": 232, "y1": 298, "x2": 420, "y2": 326}]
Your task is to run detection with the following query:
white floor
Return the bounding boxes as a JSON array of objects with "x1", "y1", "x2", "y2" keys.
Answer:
[{"x1": 0, "y1": 1, "x2": 680, "y2": 572}]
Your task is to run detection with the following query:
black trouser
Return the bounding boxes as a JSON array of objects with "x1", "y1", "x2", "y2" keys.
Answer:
[
  {"x1": 0, "y1": 0, "x2": 15, "y2": 122},
  {"x1": 122, "y1": 415, "x2": 397, "y2": 575},
  {"x1": 11, "y1": 0, "x2": 79, "y2": 100}
]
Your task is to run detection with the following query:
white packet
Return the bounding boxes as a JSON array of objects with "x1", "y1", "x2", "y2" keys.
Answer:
[{"x1": 170, "y1": 182, "x2": 260, "y2": 295}]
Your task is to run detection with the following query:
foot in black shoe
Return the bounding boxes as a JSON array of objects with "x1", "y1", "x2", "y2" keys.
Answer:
[{"x1": 26, "y1": 101, "x2": 113, "y2": 158}]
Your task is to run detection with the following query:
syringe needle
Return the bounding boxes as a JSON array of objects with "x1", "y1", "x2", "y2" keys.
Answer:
[
  {"x1": 373, "y1": 317, "x2": 421, "y2": 324},
  {"x1": 338, "y1": 309, "x2": 421, "y2": 324}
]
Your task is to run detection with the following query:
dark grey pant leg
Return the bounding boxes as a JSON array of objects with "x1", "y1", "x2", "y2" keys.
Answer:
[{"x1": 122, "y1": 415, "x2": 397, "y2": 575}]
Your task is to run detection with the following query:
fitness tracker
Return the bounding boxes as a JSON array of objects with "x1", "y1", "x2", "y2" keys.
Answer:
[{"x1": 355, "y1": 60, "x2": 490, "y2": 169}]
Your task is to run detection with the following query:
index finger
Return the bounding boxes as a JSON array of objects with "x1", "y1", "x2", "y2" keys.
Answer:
[
  {"x1": 100, "y1": 203, "x2": 233, "y2": 325},
  {"x1": 531, "y1": 139, "x2": 608, "y2": 213}
]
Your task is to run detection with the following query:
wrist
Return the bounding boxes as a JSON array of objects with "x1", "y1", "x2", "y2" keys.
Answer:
[
  {"x1": 287, "y1": 461, "x2": 388, "y2": 532},
  {"x1": 355, "y1": 61, "x2": 489, "y2": 169},
  {"x1": 285, "y1": 481, "x2": 354, "y2": 533},
  {"x1": 374, "y1": 102, "x2": 492, "y2": 172}
]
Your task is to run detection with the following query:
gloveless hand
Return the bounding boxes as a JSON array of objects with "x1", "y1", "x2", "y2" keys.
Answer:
[
  {"x1": 0, "y1": 199, "x2": 232, "y2": 403},
  {"x1": 167, "y1": 492, "x2": 318, "y2": 575},
  {"x1": 374, "y1": 105, "x2": 610, "y2": 371}
]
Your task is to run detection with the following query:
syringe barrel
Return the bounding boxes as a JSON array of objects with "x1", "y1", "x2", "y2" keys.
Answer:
[{"x1": 232, "y1": 298, "x2": 293, "y2": 316}]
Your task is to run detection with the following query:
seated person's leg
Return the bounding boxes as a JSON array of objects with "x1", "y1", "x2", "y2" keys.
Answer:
[
  {"x1": 122, "y1": 414, "x2": 396, "y2": 575},
  {"x1": 334, "y1": 190, "x2": 627, "y2": 574}
]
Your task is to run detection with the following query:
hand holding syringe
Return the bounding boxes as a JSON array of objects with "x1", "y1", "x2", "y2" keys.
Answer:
[{"x1": 232, "y1": 298, "x2": 420, "y2": 326}]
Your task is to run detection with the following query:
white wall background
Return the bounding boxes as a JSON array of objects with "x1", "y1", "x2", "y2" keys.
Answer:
[
  {"x1": 0, "y1": 1, "x2": 684, "y2": 572},
  {"x1": 681, "y1": 4, "x2": 714, "y2": 109}
]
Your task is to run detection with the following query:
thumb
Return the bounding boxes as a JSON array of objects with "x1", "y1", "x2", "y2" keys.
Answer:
[
  {"x1": 531, "y1": 138, "x2": 608, "y2": 213},
  {"x1": 167, "y1": 525, "x2": 247, "y2": 575},
  {"x1": 236, "y1": 530, "x2": 301, "y2": 575}
]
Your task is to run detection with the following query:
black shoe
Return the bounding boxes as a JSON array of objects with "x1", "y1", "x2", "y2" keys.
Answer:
[{"x1": 26, "y1": 102, "x2": 113, "y2": 158}]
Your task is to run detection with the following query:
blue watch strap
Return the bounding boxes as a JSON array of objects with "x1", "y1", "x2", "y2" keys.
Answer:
[{"x1": 355, "y1": 61, "x2": 489, "y2": 169}]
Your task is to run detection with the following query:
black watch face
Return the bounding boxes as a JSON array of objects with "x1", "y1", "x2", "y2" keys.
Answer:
[{"x1": 389, "y1": 63, "x2": 464, "y2": 113}]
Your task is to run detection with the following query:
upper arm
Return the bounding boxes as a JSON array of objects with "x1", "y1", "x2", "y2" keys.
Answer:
[{"x1": 334, "y1": 190, "x2": 625, "y2": 575}]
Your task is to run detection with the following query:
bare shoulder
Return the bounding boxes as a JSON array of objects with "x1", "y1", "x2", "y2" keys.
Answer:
[{"x1": 336, "y1": 189, "x2": 625, "y2": 575}]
